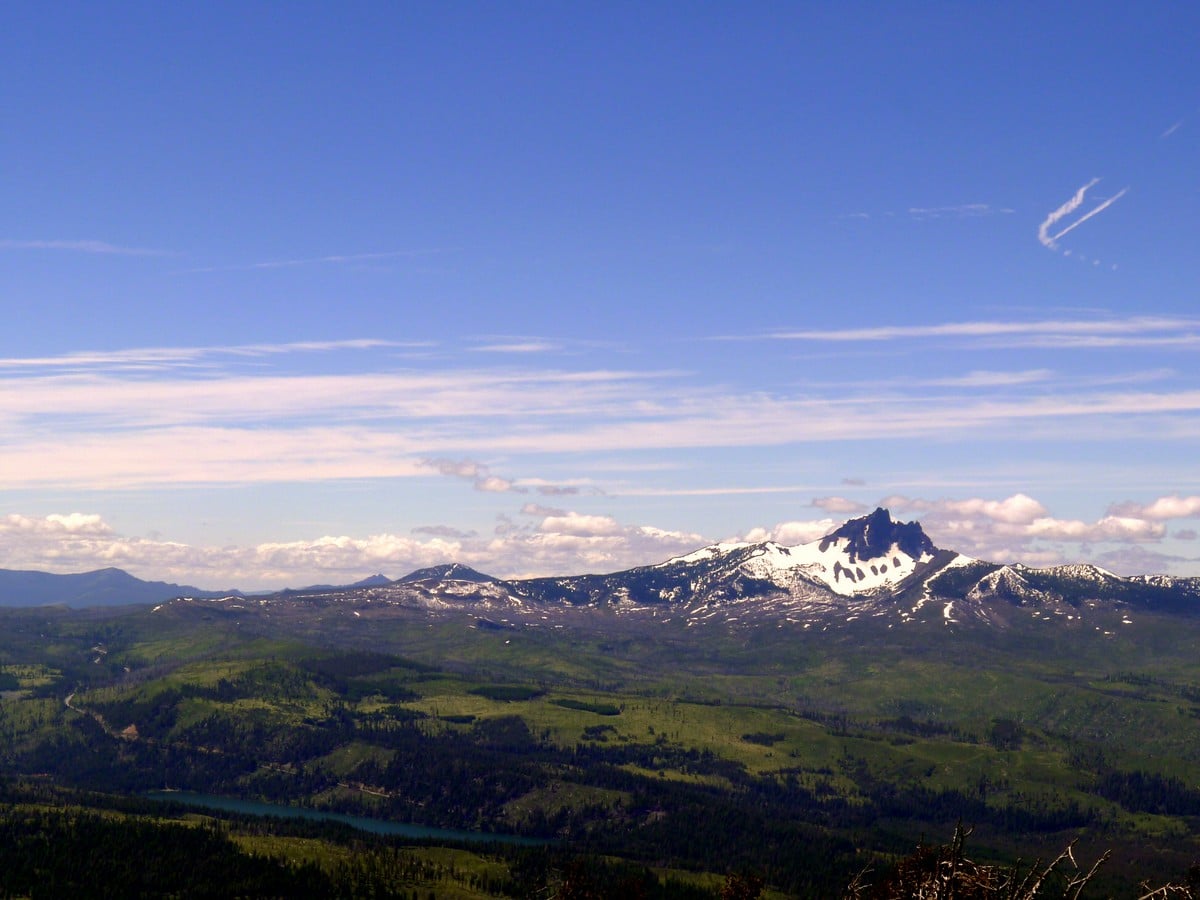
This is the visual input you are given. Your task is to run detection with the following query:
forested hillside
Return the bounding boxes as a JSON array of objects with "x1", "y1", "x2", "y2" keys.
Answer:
[{"x1": 2, "y1": 600, "x2": 1200, "y2": 897}]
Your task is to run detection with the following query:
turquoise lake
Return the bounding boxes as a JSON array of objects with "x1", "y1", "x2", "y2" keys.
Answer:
[{"x1": 145, "y1": 791, "x2": 547, "y2": 845}]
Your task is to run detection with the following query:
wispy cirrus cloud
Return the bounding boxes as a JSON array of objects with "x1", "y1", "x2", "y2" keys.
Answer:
[
  {"x1": 908, "y1": 203, "x2": 1014, "y2": 220},
  {"x1": 466, "y1": 335, "x2": 624, "y2": 356},
  {"x1": 921, "y1": 369, "x2": 1055, "y2": 388},
  {"x1": 755, "y1": 316, "x2": 1198, "y2": 347},
  {"x1": 182, "y1": 248, "x2": 447, "y2": 274},
  {"x1": 5, "y1": 355, "x2": 1200, "y2": 490},
  {"x1": 1015, "y1": 335, "x2": 1200, "y2": 349},
  {"x1": 903, "y1": 369, "x2": 1171, "y2": 390},
  {"x1": 0, "y1": 238, "x2": 169, "y2": 256},
  {"x1": 0, "y1": 339, "x2": 419, "y2": 373},
  {"x1": 840, "y1": 204, "x2": 1012, "y2": 221},
  {"x1": 0, "y1": 331, "x2": 1199, "y2": 501},
  {"x1": 472, "y1": 341, "x2": 561, "y2": 354}
]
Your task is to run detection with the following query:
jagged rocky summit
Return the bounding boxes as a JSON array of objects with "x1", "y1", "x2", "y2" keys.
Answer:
[{"x1": 163, "y1": 508, "x2": 1200, "y2": 631}]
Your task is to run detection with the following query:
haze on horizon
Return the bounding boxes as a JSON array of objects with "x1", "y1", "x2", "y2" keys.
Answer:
[{"x1": 2, "y1": 4, "x2": 1200, "y2": 590}]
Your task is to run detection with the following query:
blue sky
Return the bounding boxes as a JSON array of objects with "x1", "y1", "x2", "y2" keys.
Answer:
[{"x1": 2, "y1": 3, "x2": 1200, "y2": 588}]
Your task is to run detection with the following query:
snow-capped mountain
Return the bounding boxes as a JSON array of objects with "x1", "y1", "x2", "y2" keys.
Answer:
[
  {"x1": 661, "y1": 506, "x2": 944, "y2": 597},
  {"x1": 159, "y1": 508, "x2": 1200, "y2": 630}
]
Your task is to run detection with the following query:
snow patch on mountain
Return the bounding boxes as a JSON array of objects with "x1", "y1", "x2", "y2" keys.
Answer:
[
  {"x1": 667, "y1": 542, "x2": 751, "y2": 565},
  {"x1": 967, "y1": 566, "x2": 1059, "y2": 606}
]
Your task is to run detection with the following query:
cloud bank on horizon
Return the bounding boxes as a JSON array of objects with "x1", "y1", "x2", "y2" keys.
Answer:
[
  {"x1": 4, "y1": 488, "x2": 1200, "y2": 591},
  {"x1": 2, "y1": 4, "x2": 1198, "y2": 588},
  {"x1": 2, "y1": 325, "x2": 1200, "y2": 588}
]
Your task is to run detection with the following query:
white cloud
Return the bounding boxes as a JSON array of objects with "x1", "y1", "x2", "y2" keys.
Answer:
[
  {"x1": 4, "y1": 488, "x2": 1197, "y2": 588},
  {"x1": 1, "y1": 513, "x2": 113, "y2": 537},
  {"x1": 739, "y1": 519, "x2": 837, "y2": 545},
  {"x1": 0, "y1": 506, "x2": 707, "y2": 588},
  {"x1": 945, "y1": 494, "x2": 1049, "y2": 525},
  {"x1": 476, "y1": 475, "x2": 521, "y2": 493},
  {"x1": 1024, "y1": 515, "x2": 1164, "y2": 542},
  {"x1": 876, "y1": 494, "x2": 1175, "y2": 571},
  {"x1": 253, "y1": 533, "x2": 463, "y2": 577},
  {"x1": 1109, "y1": 495, "x2": 1200, "y2": 520},
  {"x1": 538, "y1": 513, "x2": 623, "y2": 537},
  {"x1": 422, "y1": 458, "x2": 526, "y2": 494}
]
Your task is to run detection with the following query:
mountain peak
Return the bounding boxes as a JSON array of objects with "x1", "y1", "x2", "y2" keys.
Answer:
[
  {"x1": 399, "y1": 563, "x2": 495, "y2": 584},
  {"x1": 819, "y1": 507, "x2": 936, "y2": 563},
  {"x1": 350, "y1": 574, "x2": 392, "y2": 588}
]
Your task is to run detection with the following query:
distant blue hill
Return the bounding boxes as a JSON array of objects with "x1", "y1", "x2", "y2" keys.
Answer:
[
  {"x1": 0, "y1": 567, "x2": 238, "y2": 608},
  {"x1": 0, "y1": 567, "x2": 404, "y2": 608},
  {"x1": 277, "y1": 573, "x2": 394, "y2": 594}
]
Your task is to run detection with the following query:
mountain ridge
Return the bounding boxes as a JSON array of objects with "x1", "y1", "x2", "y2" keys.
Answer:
[
  {"x1": 0, "y1": 566, "x2": 238, "y2": 609},
  {"x1": 155, "y1": 508, "x2": 1200, "y2": 632},
  {"x1": 10, "y1": 509, "x2": 1200, "y2": 623}
]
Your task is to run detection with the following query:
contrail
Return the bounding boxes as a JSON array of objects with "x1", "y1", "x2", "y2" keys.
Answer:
[
  {"x1": 1037, "y1": 178, "x2": 1098, "y2": 250},
  {"x1": 1037, "y1": 178, "x2": 1126, "y2": 254},
  {"x1": 1051, "y1": 187, "x2": 1128, "y2": 242}
]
